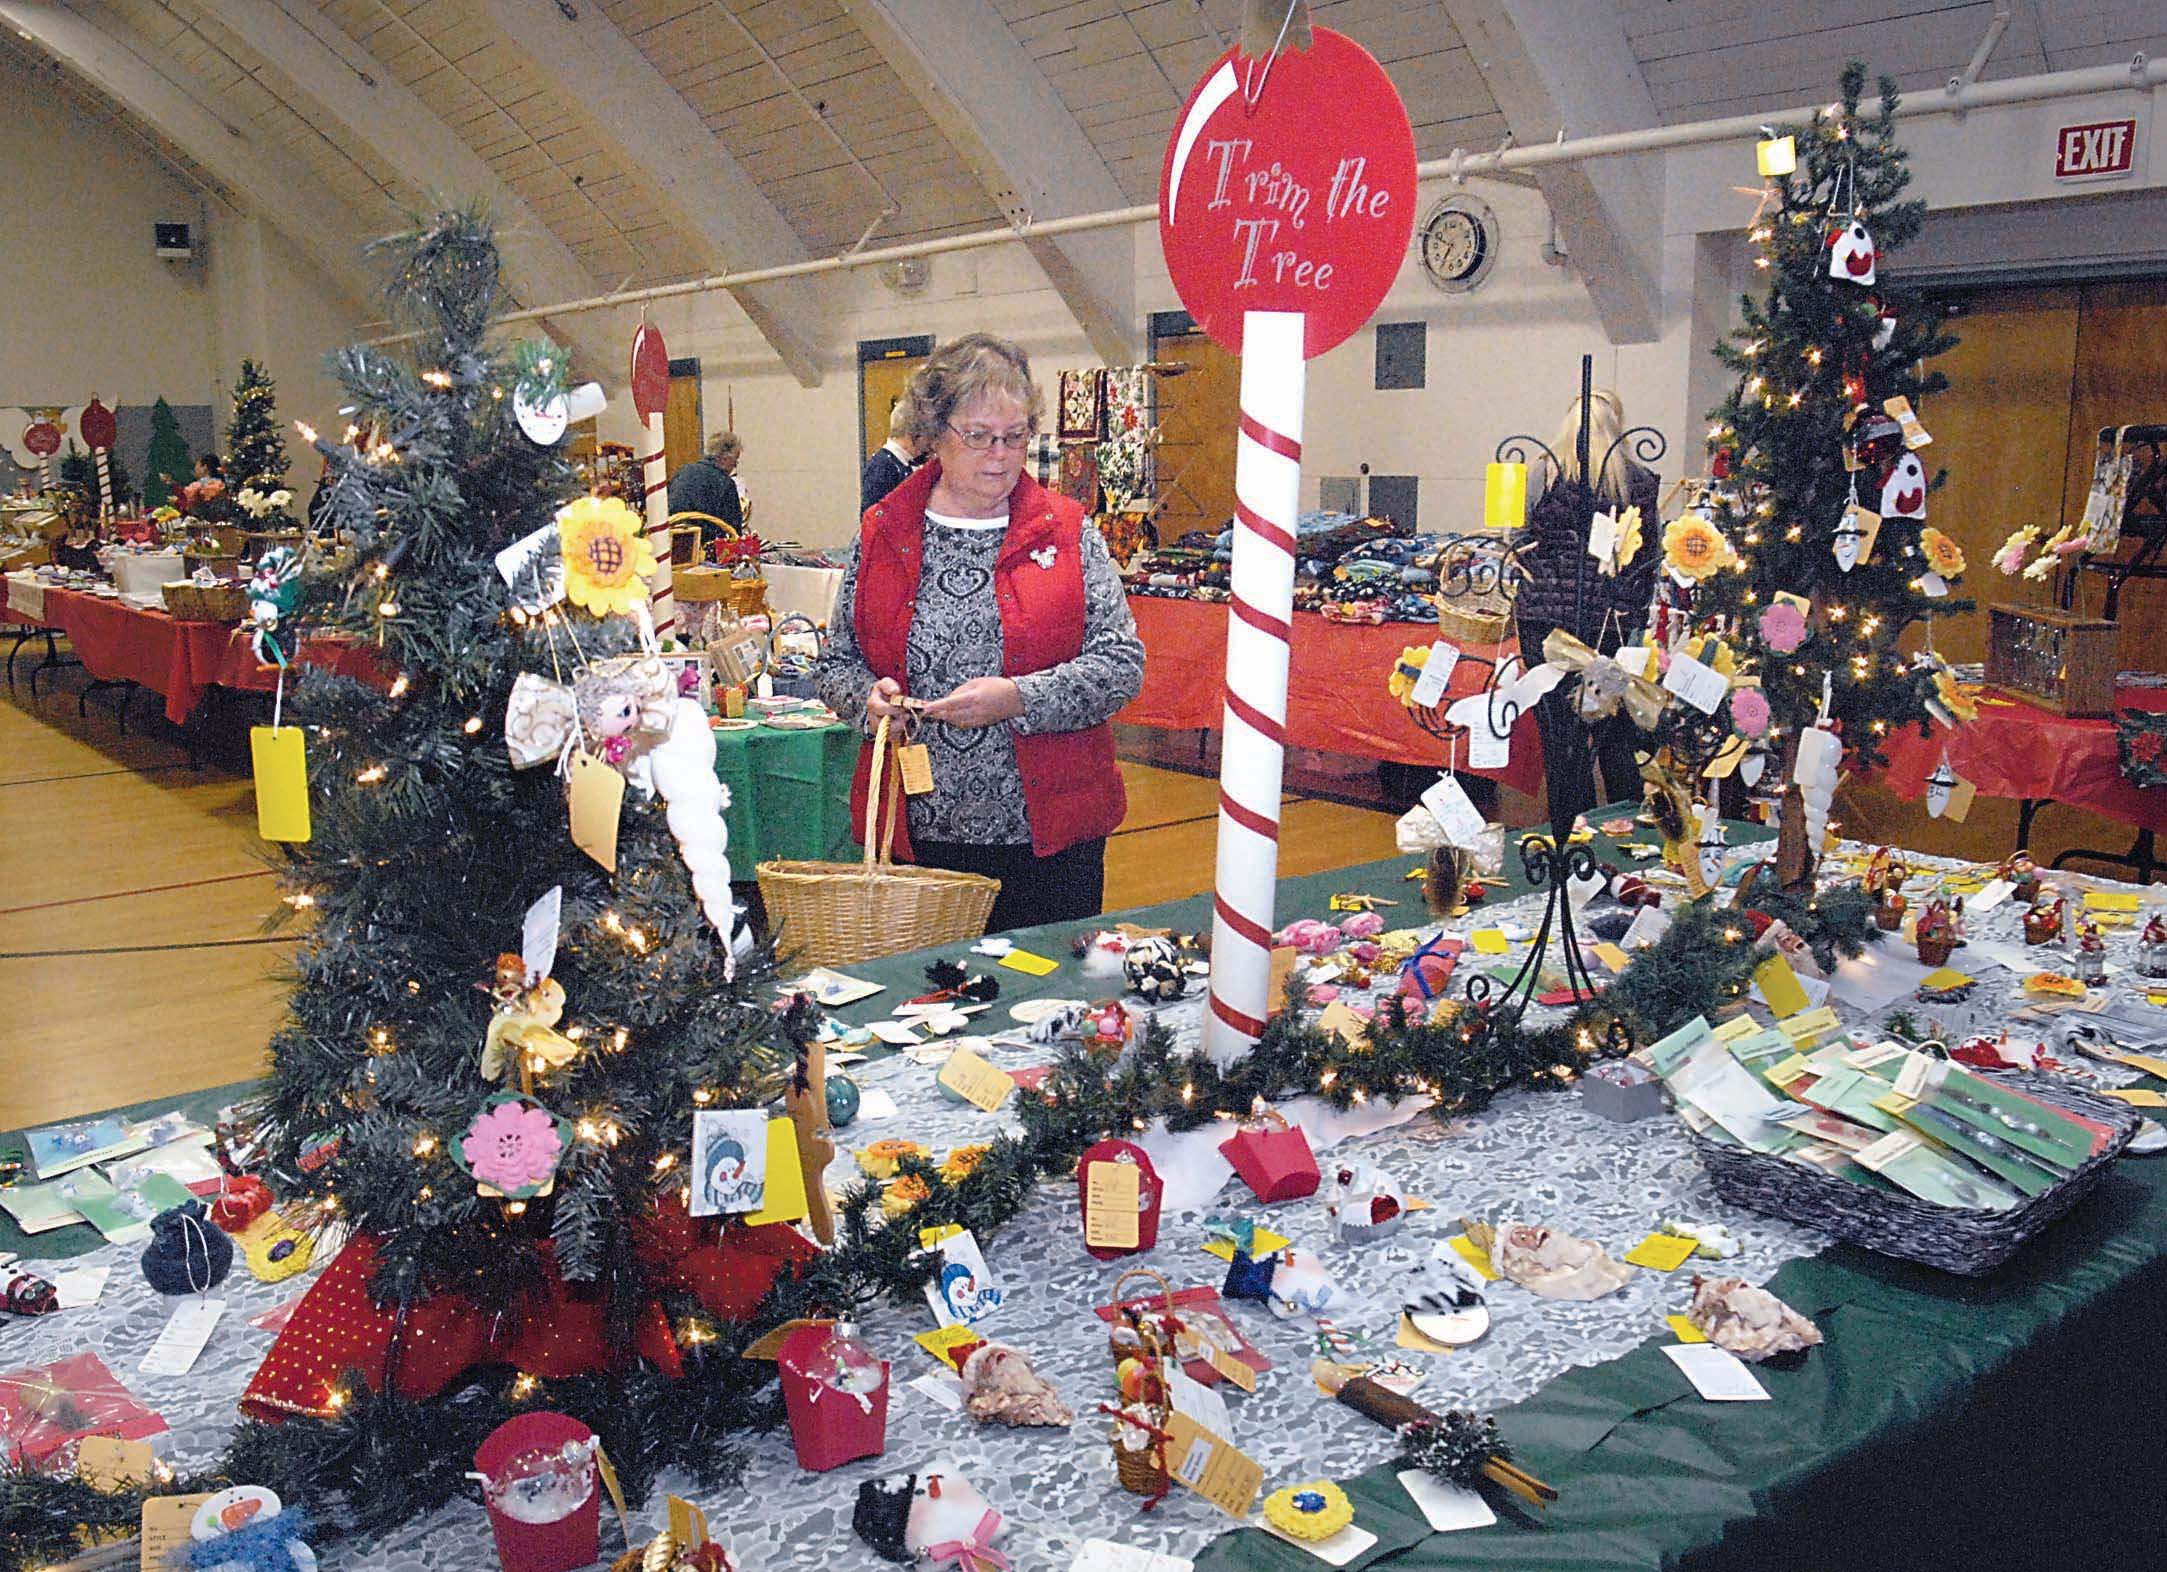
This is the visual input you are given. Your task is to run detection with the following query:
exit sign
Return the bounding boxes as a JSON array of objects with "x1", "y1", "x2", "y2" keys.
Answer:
[{"x1": 2054, "y1": 118, "x2": 2137, "y2": 181}]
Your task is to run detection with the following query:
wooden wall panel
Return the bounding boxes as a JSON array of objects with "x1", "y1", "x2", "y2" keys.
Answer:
[
  {"x1": 2060, "y1": 278, "x2": 2167, "y2": 656},
  {"x1": 1150, "y1": 331, "x2": 1240, "y2": 544}
]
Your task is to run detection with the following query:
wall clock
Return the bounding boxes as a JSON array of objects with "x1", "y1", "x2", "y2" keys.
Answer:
[{"x1": 1418, "y1": 194, "x2": 1499, "y2": 294}]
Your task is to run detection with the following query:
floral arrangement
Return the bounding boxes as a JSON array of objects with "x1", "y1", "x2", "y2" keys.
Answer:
[{"x1": 238, "y1": 486, "x2": 296, "y2": 521}]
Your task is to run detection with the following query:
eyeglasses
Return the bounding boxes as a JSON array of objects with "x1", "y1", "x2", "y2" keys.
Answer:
[{"x1": 946, "y1": 423, "x2": 1033, "y2": 451}]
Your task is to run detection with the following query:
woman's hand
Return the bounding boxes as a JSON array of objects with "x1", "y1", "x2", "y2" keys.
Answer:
[
  {"x1": 923, "y1": 677, "x2": 1024, "y2": 729},
  {"x1": 866, "y1": 677, "x2": 907, "y2": 724}
]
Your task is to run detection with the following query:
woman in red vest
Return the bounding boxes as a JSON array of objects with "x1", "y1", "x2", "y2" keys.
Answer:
[{"x1": 818, "y1": 333, "x2": 1144, "y2": 933}]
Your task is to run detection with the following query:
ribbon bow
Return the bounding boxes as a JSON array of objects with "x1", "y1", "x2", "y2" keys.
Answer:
[
  {"x1": 925, "y1": 1511, "x2": 1009, "y2": 1572},
  {"x1": 1540, "y1": 628, "x2": 1666, "y2": 729}
]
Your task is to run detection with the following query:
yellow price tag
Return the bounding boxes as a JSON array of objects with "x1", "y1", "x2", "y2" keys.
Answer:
[
  {"x1": 997, "y1": 948, "x2": 1059, "y2": 977},
  {"x1": 569, "y1": 752, "x2": 625, "y2": 870},
  {"x1": 250, "y1": 725, "x2": 311, "y2": 842},
  {"x1": 938, "y1": 1047, "x2": 1015, "y2": 1112},
  {"x1": 1624, "y1": 1232, "x2": 1700, "y2": 1272},
  {"x1": 1084, "y1": 1159, "x2": 1141, "y2": 1250},
  {"x1": 742, "y1": 1118, "x2": 807, "y2": 1225}
]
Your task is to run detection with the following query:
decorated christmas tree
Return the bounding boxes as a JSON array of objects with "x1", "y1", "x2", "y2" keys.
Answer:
[
  {"x1": 1651, "y1": 65, "x2": 1967, "y2": 889},
  {"x1": 227, "y1": 358, "x2": 293, "y2": 522},
  {"x1": 141, "y1": 396, "x2": 190, "y2": 510}
]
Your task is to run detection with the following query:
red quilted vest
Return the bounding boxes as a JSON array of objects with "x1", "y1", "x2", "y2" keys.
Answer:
[{"x1": 846, "y1": 461, "x2": 1127, "y2": 859}]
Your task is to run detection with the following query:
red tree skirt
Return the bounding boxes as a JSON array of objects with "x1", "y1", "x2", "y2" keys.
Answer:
[{"x1": 241, "y1": 1205, "x2": 816, "y2": 1421}]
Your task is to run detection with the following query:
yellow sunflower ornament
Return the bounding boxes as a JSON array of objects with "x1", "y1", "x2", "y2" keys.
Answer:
[
  {"x1": 1388, "y1": 646, "x2": 1431, "y2": 705},
  {"x1": 1918, "y1": 527, "x2": 1966, "y2": 580},
  {"x1": 557, "y1": 496, "x2": 658, "y2": 617},
  {"x1": 1661, "y1": 513, "x2": 1736, "y2": 582},
  {"x1": 1263, "y1": 1481, "x2": 1355, "y2": 1541}
]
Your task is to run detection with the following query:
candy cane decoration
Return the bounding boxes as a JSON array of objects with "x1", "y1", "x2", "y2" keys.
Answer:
[
  {"x1": 80, "y1": 398, "x2": 118, "y2": 522},
  {"x1": 1204, "y1": 310, "x2": 1305, "y2": 1062},
  {"x1": 629, "y1": 320, "x2": 676, "y2": 641}
]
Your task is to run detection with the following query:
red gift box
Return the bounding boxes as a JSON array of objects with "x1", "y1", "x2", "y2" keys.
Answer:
[
  {"x1": 474, "y1": 1412, "x2": 601, "y2": 1572},
  {"x1": 0, "y1": 1350, "x2": 168, "y2": 1470},
  {"x1": 777, "y1": 1322, "x2": 888, "y2": 1472},
  {"x1": 1076, "y1": 1138, "x2": 1163, "y2": 1261},
  {"x1": 1218, "y1": 1113, "x2": 1320, "y2": 1203}
]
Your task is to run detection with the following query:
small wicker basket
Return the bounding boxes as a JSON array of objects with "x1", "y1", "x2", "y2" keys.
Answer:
[
  {"x1": 1105, "y1": 1268, "x2": 1178, "y2": 1504},
  {"x1": 162, "y1": 580, "x2": 250, "y2": 621},
  {"x1": 1690, "y1": 1070, "x2": 2139, "y2": 1275},
  {"x1": 756, "y1": 717, "x2": 999, "y2": 967},
  {"x1": 673, "y1": 565, "x2": 736, "y2": 603}
]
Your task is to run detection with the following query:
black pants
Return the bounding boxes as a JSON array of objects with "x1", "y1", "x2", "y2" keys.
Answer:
[
  {"x1": 1517, "y1": 619, "x2": 1646, "y2": 825},
  {"x1": 913, "y1": 837, "x2": 1108, "y2": 936}
]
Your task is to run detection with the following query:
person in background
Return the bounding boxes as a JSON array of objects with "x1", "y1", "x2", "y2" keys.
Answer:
[
  {"x1": 666, "y1": 431, "x2": 744, "y2": 553},
  {"x1": 861, "y1": 397, "x2": 923, "y2": 512},
  {"x1": 172, "y1": 453, "x2": 228, "y2": 518},
  {"x1": 1512, "y1": 388, "x2": 1662, "y2": 824},
  {"x1": 817, "y1": 333, "x2": 1145, "y2": 933}
]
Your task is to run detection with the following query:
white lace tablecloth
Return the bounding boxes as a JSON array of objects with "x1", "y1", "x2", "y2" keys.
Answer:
[{"x1": 7, "y1": 848, "x2": 2155, "y2": 1571}]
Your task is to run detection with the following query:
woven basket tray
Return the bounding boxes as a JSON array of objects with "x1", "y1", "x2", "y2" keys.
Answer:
[
  {"x1": 1690, "y1": 1071, "x2": 2140, "y2": 1276},
  {"x1": 161, "y1": 580, "x2": 250, "y2": 621}
]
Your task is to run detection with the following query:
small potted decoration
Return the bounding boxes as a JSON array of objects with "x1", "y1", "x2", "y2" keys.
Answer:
[
  {"x1": 2000, "y1": 850, "x2": 2043, "y2": 906},
  {"x1": 2140, "y1": 913, "x2": 2167, "y2": 979},
  {"x1": 473, "y1": 1412, "x2": 603, "y2": 1572},
  {"x1": 2023, "y1": 895, "x2": 2066, "y2": 947},
  {"x1": 777, "y1": 1321, "x2": 889, "y2": 1472},
  {"x1": 1914, "y1": 899, "x2": 1959, "y2": 968},
  {"x1": 2071, "y1": 918, "x2": 2107, "y2": 985}
]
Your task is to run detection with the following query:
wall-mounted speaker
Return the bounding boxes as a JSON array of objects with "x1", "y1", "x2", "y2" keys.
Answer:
[{"x1": 154, "y1": 222, "x2": 193, "y2": 260}]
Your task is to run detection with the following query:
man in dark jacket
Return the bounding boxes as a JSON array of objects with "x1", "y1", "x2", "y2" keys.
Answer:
[
  {"x1": 860, "y1": 398, "x2": 921, "y2": 513},
  {"x1": 667, "y1": 432, "x2": 744, "y2": 551}
]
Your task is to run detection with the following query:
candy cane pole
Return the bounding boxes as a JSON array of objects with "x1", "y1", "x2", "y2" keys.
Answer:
[
  {"x1": 629, "y1": 320, "x2": 676, "y2": 642},
  {"x1": 1204, "y1": 309, "x2": 1304, "y2": 1062},
  {"x1": 93, "y1": 449, "x2": 112, "y2": 521}
]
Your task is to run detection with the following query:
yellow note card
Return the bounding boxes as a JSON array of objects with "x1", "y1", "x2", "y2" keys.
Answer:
[
  {"x1": 2086, "y1": 891, "x2": 2142, "y2": 912},
  {"x1": 1753, "y1": 953, "x2": 1809, "y2": 1019},
  {"x1": 250, "y1": 725, "x2": 311, "y2": 842},
  {"x1": 1593, "y1": 941, "x2": 1632, "y2": 975},
  {"x1": 1315, "y1": 1000, "x2": 1369, "y2": 1045},
  {"x1": 1665, "y1": 1314, "x2": 1709, "y2": 1345},
  {"x1": 1446, "y1": 1233, "x2": 1499, "y2": 1281},
  {"x1": 1470, "y1": 929, "x2": 1510, "y2": 955},
  {"x1": 1782, "y1": 1006, "x2": 1841, "y2": 1048},
  {"x1": 998, "y1": 948, "x2": 1059, "y2": 976},
  {"x1": 1084, "y1": 1159, "x2": 1141, "y2": 1251},
  {"x1": 1624, "y1": 1232, "x2": 1701, "y2": 1272},
  {"x1": 1711, "y1": 1014, "x2": 1760, "y2": 1044},
  {"x1": 1917, "y1": 968, "x2": 1973, "y2": 992},
  {"x1": 1207, "y1": 1346, "x2": 1258, "y2": 1391},
  {"x1": 938, "y1": 1046, "x2": 1015, "y2": 1112},
  {"x1": 1202, "y1": 1227, "x2": 1290, "y2": 1263},
  {"x1": 919, "y1": 1223, "x2": 965, "y2": 1250},
  {"x1": 739, "y1": 1317, "x2": 832, "y2": 1361},
  {"x1": 742, "y1": 1118, "x2": 807, "y2": 1226},
  {"x1": 2101, "y1": 1088, "x2": 2167, "y2": 1108},
  {"x1": 1764, "y1": 1054, "x2": 1812, "y2": 1089},
  {"x1": 1163, "y1": 1411, "x2": 1264, "y2": 1519},
  {"x1": 2114, "y1": 1050, "x2": 2167, "y2": 1081},
  {"x1": 76, "y1": 1436, "x2": 153, "y2": 1490},
  {"x1": 913, "y1": 1323, "x2": 983, "y2": 1371},
  {"x1": 569, "y1": 752, "x2": 625, "y2": 871}
]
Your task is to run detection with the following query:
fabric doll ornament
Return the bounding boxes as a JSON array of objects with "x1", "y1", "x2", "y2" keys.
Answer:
[
  {"x1": 1488, "y1": 1221, "x2": 1629, "y2": 1301},
  {"x1": 1122, "y1": 935, "x2": 1187, "y2": 1002},
  {"x1": 142, "y1": 1200, "x2": 234, "y2": 1294},
  {"x1": 958, "y1": 1343, "x2": 1073, "y2": 1428},
  {"x1": 852, "y1": 1476, "x2": 917, "y2": 1564},
  {"x1": 1878, "y1": 451, "x2": 1928, "y2": 520},
  {"x1": 572, "y1": 654, "x2": 672, "y2": 766}
]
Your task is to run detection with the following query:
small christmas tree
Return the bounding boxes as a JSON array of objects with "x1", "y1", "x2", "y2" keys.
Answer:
[
  {"x1": 227, "y1": 359, "x2": 292, "y2": 522},
  {"x1": 1650, "y1": 64, "x2": 1966, "y2": 889},
  {"x1": 141, "y1": 397, "x2": 190, "y2": 510}
]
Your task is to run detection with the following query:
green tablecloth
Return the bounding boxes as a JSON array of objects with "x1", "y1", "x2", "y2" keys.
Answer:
[{"x1": 713, "y1": 719, "x2": 859, "y2": 866}]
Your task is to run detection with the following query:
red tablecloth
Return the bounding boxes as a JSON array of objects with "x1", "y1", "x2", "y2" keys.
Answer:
[
  {"x1": 1880, "y1": 685, "x2": 2167, "y2": 835},
  {"x1": 34, "y1": 585, "x2": 381, "y2": 725},
  {"x1": 1119, "y1": 595, "x2": 1544, "y2": 792}
]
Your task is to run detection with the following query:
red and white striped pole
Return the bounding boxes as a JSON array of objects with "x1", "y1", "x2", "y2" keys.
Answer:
[
  {"x1": 82, "y1": 399, "x2": 118, "y2": 523},
  {"x1": 1205, "y1": 309, "x2": 1305, "y2": 1062},
  {"x1": 629, "y1": 320, "x2": 676, "y2": 642}
]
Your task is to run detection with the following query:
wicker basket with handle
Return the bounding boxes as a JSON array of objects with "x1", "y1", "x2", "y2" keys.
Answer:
[
  {"x1": 161, "y1": 579, "x2": 250, "y2": 621},
  {"x1": 1104, "y1": 1267, "x2": 1178, "y2": 1504},
  {"x1": 755, "y1": 716, "x2": 999, "y2": 967}
]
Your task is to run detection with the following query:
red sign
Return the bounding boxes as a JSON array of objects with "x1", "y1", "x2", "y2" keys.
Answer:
[
  {"x1": 2054, "y1": 118, "x2": 2137, "y2": 181},
  {"x1": 1159, "y1": 29, "x2": 1415, "y2": 359},
  {"x1": 21, "y1": 418, "x2": 61, "y2": 458}
]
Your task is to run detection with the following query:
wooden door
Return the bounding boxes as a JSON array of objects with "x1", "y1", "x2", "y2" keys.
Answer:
[
  {"x1": 1916, "y1": 287, "x2": 2080, "y2": 662},
  {"x1": 1151, "y1": 330, "x2": 1240, "y2": 543},
  {"x1": 2061, "y1": 278, "x2": 2167, "y2": 648},
  {"x1": 860, "y1": 353, "x2": 924, "y2": 459},
  {"x1": 663, "y1": 363, "x2": 703, "y2": 476}
]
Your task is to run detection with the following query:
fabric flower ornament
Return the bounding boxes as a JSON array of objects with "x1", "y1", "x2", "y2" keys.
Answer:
[
  {"x1": 1612, "y1": 504, "x2": 1645, "y2": 569},
  {"x1": 1757, "y1": 600, "x2": 1808, "y2": 654},
  {"x1": 1730, "y1": 687, "x2": 1771, "y2": 737},
  {"x1": 1918, "y1": 527, "x2": 1966, "y2": 579},
  {"x1": 1932, "y1": 666, "x2": 1979, "y2": 724},
  {"x1": 939, "y1": 1143, "x2": 992, "y2": 1183},
  {"x1": 1262, "y1": 1481, "x2": 1354, "y2": 1542},
  {"x1": 1661, "y1": 513, "x2": 1736, "y2": 581},
  {"x1": 457, "y1": 1096, "x2": 567, "y2": 1198},
  {"x1": 1387, "y1": 646, "x2": 1430, "y2": 704},
  {"x1": 557, "y1": 496, "x2": 658, "y2": 616},
  {"x1": 1993, "y1": 525, "x2": 2038, "y2": 575}
]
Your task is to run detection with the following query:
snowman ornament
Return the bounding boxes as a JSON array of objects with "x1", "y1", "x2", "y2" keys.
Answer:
[
  {"x1": 185, "y1": 1487, "x2": 317, "y2": 1572},
  {"x1": 1879, "y1": 452, "x2": 1928, "y2": 520},
  {"x1": 1826, "y1": 219, "x2": 1877, "y2": 284}
]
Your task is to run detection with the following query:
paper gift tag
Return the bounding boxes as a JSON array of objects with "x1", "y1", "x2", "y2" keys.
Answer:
[
  {"x1": 1201, "y1": 1226, "x2": 1291, "y2": 1262},
  {"x1": 1162, "y1": 1409, "x2": 1264, "y2": 1519},
  {"x1": 1469, "y1": 929, "x2": 1509, "y2": 955},
  {"x1": 939, "y1": 1047, "x2": 1015, "y2": 1112},
  {"x1": 141, "y1": 1297, "x2": 225, "y2": 1376},
  {"x1": 1445, "y1": 1233, "x2": 1499, "y2": 1280},
  {"x1": 569, "y1": 752, "x2": 625, "y2": 870},
  {"x1": 1883, "y1": 395, "x2": 1932, "y2": 449},
  {"x1": 913, "y1": 1323, "x2": 985, "y2": 1371},
  {"x1": 1587, "y1": 508, "x2": 1620, "y2": 564},
  {"x1": 1592, "y1": 941, "x2": 1631, "y2": 974},
  {"x1": 923, "y1": 1229, "x2": 1003, "y2": 1328},
  {"x1": 141, "y1": 1495, "x2": 216, "y2": 1572},
  {"x1": 1623, "y1": 1232, "x2": 1700, "y2": 1272},
  {"x1": 688, "y1": 1109, "x2": 769, "y2": 1216},
  {"x1": 250, "y1": 726, "x2": 311, "y2": 843},
  {"x1": 1083, "y1": 1159, "x2": 1141, "y2": 1251},
  {"x1": 1409, "y1": 641, "x2": 1461, "y2": 707},
  {"x1": 896, "y1": 742, "x2": 935, "y2": 796},
  {"x1": 1315, "y1": 1000, "x2": 1369, "y2": 1046},
  {"x1": 1832, "y1": 502, "x2": 1881, "y2": 572},
  {"x1": 1663, "y1": 1342, "x2": 1770, "y2": 1401},
  {"x1": 1752, "y1": 953, "x2": 1810, "y2": 1019},
  {"x1": 76, "y1": 1435, "x2": 153, "y2": 1489},
  {"x1": 1465, "y1": 725, "x2": 1511, "y2": 770},
  {"x1": 1663, "y1": 652, "x2": 1730, "y2": 716},
  {"x1": 1420, "y1": 771, "x2": 1488, "y2": 848},
  {"x1": 1259, "y1": 1520, "x2": 1378, "y2": 1566},
  {"x1": 741, "y1": 1118, "x2": 808, "y2": 1226},
  {"x1": 1269, "y1": 946, "x2": 1300, "y2": 1011}
]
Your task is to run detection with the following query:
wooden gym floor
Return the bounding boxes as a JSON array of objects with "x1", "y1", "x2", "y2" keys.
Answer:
[{"x1": 0, "y1": 662, "x2": 1403, "y2": 1132}]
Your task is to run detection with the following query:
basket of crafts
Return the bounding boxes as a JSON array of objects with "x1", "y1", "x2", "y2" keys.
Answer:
[
  {"x1": 1687, "y1": 1070, "x2": 2139, "y2": 1276},
  {"x1": 1432, "y1": 535, "x2": 1517, "y2": 646},
  {"x1": 1103, "y1": 1268, "x2": 1178, "y2": 1503},
  {"x1": 764, "y1": 612, "x2": 822, "y2": 700},
  {"x1": 161, "y1": 578, "x2": 250, "y2": 622},
  {"x1": 756, "y1": 716, "x2": 998, "y2": 966}
]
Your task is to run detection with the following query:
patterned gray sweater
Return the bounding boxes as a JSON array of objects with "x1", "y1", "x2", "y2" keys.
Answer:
[{"x1": 817, "y1": 513, "x2": 1145, "y2": 845}]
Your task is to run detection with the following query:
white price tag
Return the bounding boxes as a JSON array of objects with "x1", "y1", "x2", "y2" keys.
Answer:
[
  {"x1": 1420, "y1": 773, "x2": 1490, "y2": 849},
  {"x1": 1587, "y1": 510, "x2": 1619, "y2": 564},
  {"x1": 1408, "y1": 641, "x2": 1461, "y2": 708},
  {"x1": 140, "y1": 1298, "x2": 226, "y2": 1376},
  {"x1": 1466, "y1": 727, "x2": 1511, "y2": 769},
  {"x1": 1662, "y1": 652, "x2": 1730, "y2": 716}
]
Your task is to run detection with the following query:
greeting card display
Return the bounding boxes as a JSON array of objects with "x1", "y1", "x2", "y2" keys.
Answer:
[
  {"x1": 1077, "y1": 1138, "x2": 1164, "y2": 1260},
  {"x1": 473, "y1": 1412, "x2": 602, "y2": 1572},
  {"x1": 1217, "y1": 1111, "x2": 1320, "y2": 1204},
  {"x1": 776, "y1": 1321, "x2": 889, "y2": 1472}
]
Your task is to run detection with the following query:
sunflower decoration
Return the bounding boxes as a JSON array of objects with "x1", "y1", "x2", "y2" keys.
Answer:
[
  {"x1": 1680, "y1": 633, "x2": 1738, "y2": 679},
  {"x1": 1917, "y1": 527, "x2": 1967, "y2": 580},
  {"x1": 557, "y1": 495, "x2": 658, "y2": 617},
  {"x1": 939, "y1": 1143, "x2": 993, "y2": 1184},
  {"x1": 1931, "y1": 663, "x2": 1980, "y2": 725},
  {"x1": 1661, "y1": 512, "x2": 1736, "y2": 582}
]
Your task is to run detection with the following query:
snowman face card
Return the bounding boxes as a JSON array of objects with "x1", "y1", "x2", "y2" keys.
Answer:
[
  {"x1": 922, "y1": 1229, "x2": 1004, "y2": 1328},
  {"x1": 689, "y1": 1110, "x2": 769, "y2": 1217}
]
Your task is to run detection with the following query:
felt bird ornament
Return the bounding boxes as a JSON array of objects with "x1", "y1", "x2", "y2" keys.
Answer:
[{"x1": 481, "y1": 964, "x2": 580, "y2": 1082}]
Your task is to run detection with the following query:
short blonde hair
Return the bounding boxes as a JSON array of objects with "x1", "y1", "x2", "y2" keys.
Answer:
[
  {"x1": 708, "y1": 431, "x2": 743, "y2": 463},
  {"x1": 904, "y1": 333, "x2": 1040, "y2": 449},
  {"x1": 886, "y1": 397, "x2": 915, "y2": 442}
]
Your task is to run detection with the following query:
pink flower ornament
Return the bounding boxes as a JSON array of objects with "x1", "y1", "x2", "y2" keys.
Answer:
[
  {"x1": 460, "y1": 1097, "x2": 566, "y2": 1197},
  {"x1": 1730, "y1": 687, "x2": 1771, "y2": 738},
  {"x1": 1758, "y1": 602, "x2": 1808, "y2": 654}
]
